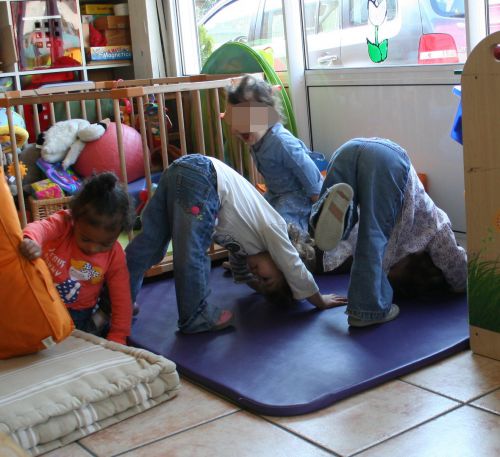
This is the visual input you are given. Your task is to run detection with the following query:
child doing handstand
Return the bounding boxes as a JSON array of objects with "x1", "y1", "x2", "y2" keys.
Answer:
[
  {"x1": 125, "y1": 154, "x2": 342, "y2": 334},
  {"x1": 293, "y1": 138, "x2": 467, "y2": 327},
  {"x1": 20, "y1": 172, "x2": 135, "y2": 344},
  {"x1": 225, "y1": 75, "x2": 323, "y2": 233}
]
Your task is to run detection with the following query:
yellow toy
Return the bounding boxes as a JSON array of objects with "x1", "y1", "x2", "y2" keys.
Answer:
[
  {"x1": 0, "y1": 108, "x2": 29, "y2": 154},
  {"x1": 7, "y1": 161, "x2": 27, "y2": 179}
]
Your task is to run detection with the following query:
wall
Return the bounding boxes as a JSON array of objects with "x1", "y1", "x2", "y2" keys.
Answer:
[{"x1": 306, "y1": 78, "x2": 465, "y2": 232}]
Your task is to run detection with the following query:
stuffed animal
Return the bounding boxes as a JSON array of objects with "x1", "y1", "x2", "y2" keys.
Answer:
[{"x1": 37, "y1": 119, "x2": 109, "y2": 170}]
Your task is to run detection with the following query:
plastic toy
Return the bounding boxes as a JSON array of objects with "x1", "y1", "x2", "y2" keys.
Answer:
[
  {"x1": 119, "y1": 98, "x2": 132, "y2": 126},
  {"x1": 7, "y1": 161, "x2": 27, "y2": 180},
  {"x1": 31, "y1": 178, "x2": 64, "y2": 200},
  {"x1": 73, "y1": 122, "x2": 145, "y2": 183},
  {"x1": 0, "y1": 108, "x2": 29, "y2": 154},
  {"x1": 0, "y1": 77, "x2": 14, "y2": 93},
  {"x1": 11, "y1": 0, "x2": 82, "y2": 71},
  {"x1": 36, "y1": 158, "x2": 82, "y2": 195},
  {"x1": 139, "y1": 95, "x2": 173, "y2": 151},
  {"x1": 2, "y1": 154, "x2": 28, "y2": 197}
]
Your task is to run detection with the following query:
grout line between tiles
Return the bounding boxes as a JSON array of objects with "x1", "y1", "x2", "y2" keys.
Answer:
[
  {"x1": 76, "y1": 441, "x2": 98, "y2": 457},
  {"x1": 258, "y1": 414, "x2": 341, "y2": 457},
  {"x1": 347, "y1": 403, "x2": 464, "y2": 456},
  {"x1": 399, "y1": 378, "x2": 469, "y2": 403},
  {"x1": 463, "y1": 386, "x2": 500, "y2": 404},
  {"x1": 109, "y1": 410, "x2": 241, "y2": 457},
  {"x1": 467, "y1": 402, "x2": 500, "y2": 416}
]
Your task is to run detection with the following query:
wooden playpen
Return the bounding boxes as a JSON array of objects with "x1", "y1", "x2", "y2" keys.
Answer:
[{"x1": 0, "y1": 74, "x2": 261, "y2": 275}]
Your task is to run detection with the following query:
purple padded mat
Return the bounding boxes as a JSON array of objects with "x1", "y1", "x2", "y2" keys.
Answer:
[{"x1": 129, "y1": 267, "x2": 469, "y2": 416}]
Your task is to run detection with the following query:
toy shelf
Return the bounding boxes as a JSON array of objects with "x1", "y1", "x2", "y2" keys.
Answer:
[{"x1": 0, "y1": 0, "x2": 133, "y2": 92}]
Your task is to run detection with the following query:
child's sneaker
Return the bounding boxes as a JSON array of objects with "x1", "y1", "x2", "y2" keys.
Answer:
[
  {"x1": 313, "y1": 183, "x2": 353, "y2": 251},
  {"x1": 211, "y1": 309, "x2": 234, "y2": 331},
  {"x1": 348, "y1": 304, "x2": 400, "y2": 327}
]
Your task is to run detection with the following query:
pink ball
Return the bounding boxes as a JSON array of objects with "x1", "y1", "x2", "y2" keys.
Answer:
[{"x1": 74, "y1": 122, "x2": 145, "y2": 183}]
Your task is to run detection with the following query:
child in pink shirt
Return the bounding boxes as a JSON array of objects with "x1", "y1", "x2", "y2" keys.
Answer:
[{"x1": 20, "y1": 172, "x2": 135, "y2": 344}]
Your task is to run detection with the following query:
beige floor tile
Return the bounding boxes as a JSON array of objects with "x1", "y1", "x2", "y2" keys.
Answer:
[
  {"x1": 119, "y1": 411, "x2": 331, "y2": 457},
  {"x1": 357, "y1": 405, "x2": 500, "y2": 457},
  {"x1": 402, "y1": 351, "x2": 500, "y2": 402},
  {"x1": 79, "y1": 379, "x2": 238, "y2": 456},
  {"x1": 41, "y1": 443, "x2": 93, "y2": 456},
  {"x1": 267, "y1": 380, "x2": 458, "y2": 456},
  {"x1": 471, "y1": 388, "x2": 500, "y2": 415}
]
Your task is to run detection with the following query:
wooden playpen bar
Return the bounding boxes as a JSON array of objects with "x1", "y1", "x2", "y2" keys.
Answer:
[{"x1": 0, "y1": 74, "x2": 258, "y2": 274}]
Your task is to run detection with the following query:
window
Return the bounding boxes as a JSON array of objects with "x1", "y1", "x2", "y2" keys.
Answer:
[
  {"x1": 256, "y1": 0, "x2": 287, "y2": 70},
  {"x1": 348, "y1": 0, "x2": 396, "y2": 26},
  {"x1": 489, "y1": 0, "x2": 500, "y2": 33},
  {"x1": 200, "y1": 0, "x2": 257, "y2": 52},
  {"x1": 304, "y1": 0, "x2": 341, "y2": 68},
  {"x1": 196, "y1": 0, "x2": 286, "y2": 71},
  {"x1": 261, "y1": 0, "x2": 285, "y2": 41},
  {"x1": 179, "y1": 0, "x2": 496, "y2": 75},
  {"x1": 430, "y1": 0, "x2": 464, "y2": 17},
  {"x1": 304, "y1": 0, "x2": 467, "y2": 69}
]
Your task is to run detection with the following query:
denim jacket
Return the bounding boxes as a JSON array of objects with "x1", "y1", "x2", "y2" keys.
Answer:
[{"x1": 251, "y1": 123, "x2": 324, "y2": 231}]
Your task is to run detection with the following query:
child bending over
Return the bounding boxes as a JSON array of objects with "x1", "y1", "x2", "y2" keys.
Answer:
[
  {"x1": 125, "y1": 154, "x2": 343, "y2": 334},
  {"x1": 20, "y1": 172, "x2": 135, "y2": 344},
  {"x1": 291, "y1": 138, "x2": 467, "y2": 328},
  {"x1": 225, "y1": 75, "x2": 324, "y2": 233}
]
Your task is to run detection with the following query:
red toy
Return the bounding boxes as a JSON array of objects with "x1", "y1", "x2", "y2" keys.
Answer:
[{"x1": 73, "y1": 122, "x2": 145, "y2": 183}]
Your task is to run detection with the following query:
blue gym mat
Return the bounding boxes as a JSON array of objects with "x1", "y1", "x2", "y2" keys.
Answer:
[{"x1": 129, "y1": 267, "x2": 469, "y2": 416}]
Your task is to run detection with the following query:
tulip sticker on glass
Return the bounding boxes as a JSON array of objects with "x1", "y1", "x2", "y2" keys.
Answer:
[{"x1": 367, "y1": 0, "x2": 388, "y2": 63}]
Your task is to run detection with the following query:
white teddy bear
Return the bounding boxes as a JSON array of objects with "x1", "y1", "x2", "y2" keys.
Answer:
[{"x1": 37, "y1": 119, "x2": 109, "y2": 170}]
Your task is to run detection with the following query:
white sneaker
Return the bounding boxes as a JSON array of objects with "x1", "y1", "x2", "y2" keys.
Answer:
[
  {"x1": 314, "y1": 183, "x2": 353, "y2": 251},
  {"x1": 348, "y1": 304, "x2": 400, "y2": 327}
]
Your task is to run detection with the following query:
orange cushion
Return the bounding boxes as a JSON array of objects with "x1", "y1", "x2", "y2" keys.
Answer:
[{"x1": 0, "y1": 168, "x2": 73, "y2": 359}]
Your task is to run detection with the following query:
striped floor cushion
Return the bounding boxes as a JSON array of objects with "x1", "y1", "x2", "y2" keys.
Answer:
[{"x1": 0, "y1": 331, "x2": 180, "y2": 456}]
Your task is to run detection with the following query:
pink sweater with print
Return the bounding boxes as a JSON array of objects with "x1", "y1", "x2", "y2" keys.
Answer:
[{"x1": 23, "y1": 210, "x2": 132, "y2": 344}]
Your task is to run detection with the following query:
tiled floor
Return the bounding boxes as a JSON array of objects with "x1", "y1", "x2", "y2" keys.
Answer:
[{"x1": 42, "y1": 349, "x2": 500, "y2": 457}]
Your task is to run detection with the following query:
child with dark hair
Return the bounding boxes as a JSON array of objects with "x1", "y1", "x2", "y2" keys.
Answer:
[
  {"x1": 20, "y1": 172, "x2": 135, "y2": 344},
  {"x1": 291, "y1": 137, "x2": 467, "y2": 328},
  {"x1": 125, "y1": 154, "x2": 342, "y2": 334},
  {"x1": 225, "y1": 74, "x2": 323, "y2": 233}
]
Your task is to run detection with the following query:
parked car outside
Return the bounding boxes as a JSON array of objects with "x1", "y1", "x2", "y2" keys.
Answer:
[{"x1": 199, "y1": 0, "x2": 470, "y2": 69}]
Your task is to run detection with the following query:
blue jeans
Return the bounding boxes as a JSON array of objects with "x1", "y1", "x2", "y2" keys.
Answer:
[
  {"x1": 265, "y1": 191, "x2": 312, "y2": 233},
  {"x1": 311, "y1": 138, "x2": 410, "y2": 320},
  {"x1": 125, "y1": 154, "x2": 222, "y2": 333},
  {"x1": 69, "y1": 307, "x2": 95, "y2": 331}
]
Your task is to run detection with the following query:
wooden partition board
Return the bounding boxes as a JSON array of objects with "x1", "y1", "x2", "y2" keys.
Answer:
[
  {"x1": 461, "y1": 31, "x2": 500, "y2": 360},
  {"x1": 145, "y1": 246, "x2": 228, "y2": 278}
]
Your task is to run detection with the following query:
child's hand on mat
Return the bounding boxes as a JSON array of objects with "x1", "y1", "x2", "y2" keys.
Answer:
[
  {"x1": 308, "y1": 292, "x2": 348, "y2": 310},
  {"x1": 20, "y1": 238, "x2": 42, "y2": 260}
]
